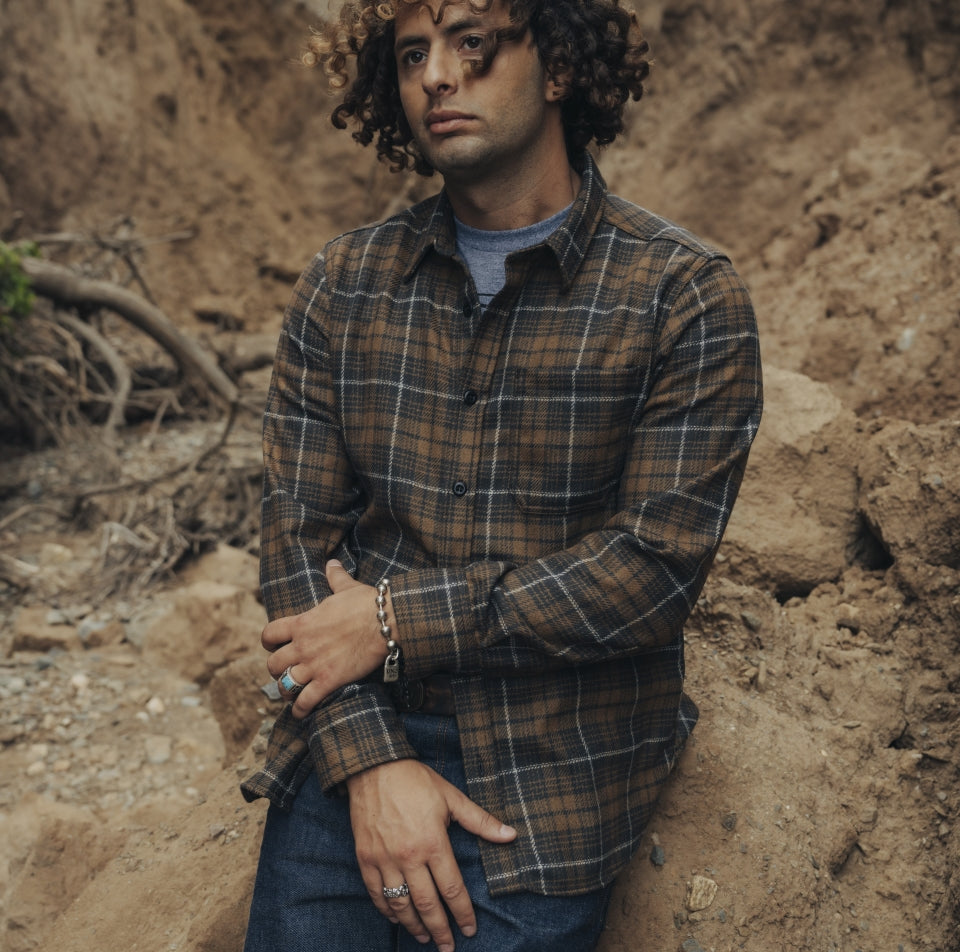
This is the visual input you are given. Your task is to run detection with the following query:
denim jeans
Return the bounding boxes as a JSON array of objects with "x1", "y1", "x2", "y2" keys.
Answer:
[{"x1": 244, "y1": 713, "x2": 612, "y2": 952}]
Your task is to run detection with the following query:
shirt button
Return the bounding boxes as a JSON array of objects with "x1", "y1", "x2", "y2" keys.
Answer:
[
  {"x1": 463, "y1": 390, "x2": 478, "y2": 406},
  {"x1": 453, "y1": 481, "x2": 468, "y2": 497}
]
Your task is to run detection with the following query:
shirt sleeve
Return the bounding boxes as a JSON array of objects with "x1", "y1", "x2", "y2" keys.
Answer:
[
  {"x1": 259, "y1": 253, "x2": 418, "y2": 793},
  {"x1": 389, "y1": 253, "x2": 763, "y2": 680}
]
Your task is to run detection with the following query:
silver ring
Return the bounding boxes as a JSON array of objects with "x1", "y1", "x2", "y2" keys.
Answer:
[
  {"x1": 278, "y1": 665, "x2": 306, "y2": 696},
  {"x1": 382, "y1": 882, "x2": 409, "y2": 900}
]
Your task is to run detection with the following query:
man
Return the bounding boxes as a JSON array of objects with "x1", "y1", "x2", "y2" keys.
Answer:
[{"x1": 242, "y1": 1, "x2": 762, "y2": 950}]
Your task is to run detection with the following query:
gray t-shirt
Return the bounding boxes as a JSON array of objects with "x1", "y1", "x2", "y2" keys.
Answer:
[{"x1": 455, "y1": 204, "x2": 571, "y2": 309}]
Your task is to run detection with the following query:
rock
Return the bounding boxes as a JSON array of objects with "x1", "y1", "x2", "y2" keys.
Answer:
[
  {"x1": 11, "y1": 607, "x2": 80, "y2": 654},
  {"x1": 78, "y1": 617, "x2": 125, "y2": 648},
  {"x1": 719, "y1": 367, "x2": 862, "y2": 594},
  {"x1": 69, "y1": 673, "x2": 90, "y2": 694},
  {"x1": 741, "y1": 611, "x2": 763, "y2": 632},
  {"x1": 835, "y1": 603, "x2": 861, "y2": 633},
  {"x1": 650, "y1": 844, "x2": 666, "y2": 867},
  {"x1": 193, "y1": 294, "x2": 244, "y2": 330},
  {"x1": 858, "y1": 419, "x2": 960, "y2": 570},
  {"x1": 144, "y1": 735, "x2": 172, "y2": 765},
  {"x1": 139, "y1": 581, "x2": 265, "y2": 684},
  {"x1": 755, "y1": 660, "x2": 769, "y2": 691},
  {"x1": 177, "y1": 544, "x2": 260, "y2": 595},
  {"x1": 685, "y1": 875, "x2": 719, "y2": 912}
]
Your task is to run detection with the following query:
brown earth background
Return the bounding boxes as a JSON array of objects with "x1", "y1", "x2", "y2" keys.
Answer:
[{"x1": 1, "y1": 1, "x2": 959, "y2": 950}]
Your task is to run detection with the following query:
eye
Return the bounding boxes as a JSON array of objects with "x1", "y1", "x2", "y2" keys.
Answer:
[
  {"x1": 460, "y1": 34, "x2": 484, "y2": 54},
  {"x1": 400, "y1": 48, "x2": 427, "y2": 67}
]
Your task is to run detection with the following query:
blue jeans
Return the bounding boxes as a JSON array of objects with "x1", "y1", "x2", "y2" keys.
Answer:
[{"x1": 244, "y1": 713, "x2": 612, "y2": 952}]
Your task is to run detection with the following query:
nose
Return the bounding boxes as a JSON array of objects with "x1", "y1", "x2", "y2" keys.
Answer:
[{"x1": 421, "y1": 45, "x2": 458, "y2": 96}]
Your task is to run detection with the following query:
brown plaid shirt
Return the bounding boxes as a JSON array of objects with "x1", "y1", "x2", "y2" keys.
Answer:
[{"x1": 242, "y1": 154, "x2": 762, "y2": 897}]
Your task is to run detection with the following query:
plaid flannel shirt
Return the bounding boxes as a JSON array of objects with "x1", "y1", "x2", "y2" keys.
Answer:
[{"x1": 242, "y1": 154, "x2": 762, "y2": 896}]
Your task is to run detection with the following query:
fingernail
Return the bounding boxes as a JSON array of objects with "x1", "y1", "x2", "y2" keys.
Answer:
[
  {"x1": 327, "y1": 559, "x2": 342, "y2": 568},
  {"x1": 501, "y1": 824, "x2": 516, "y2": 836},
  {"x1": 438, "y1": 945, "x2": 454, "y2": 952},
  {"x1": 462, "y1": 925, "x2": 476, "y2": 937}
]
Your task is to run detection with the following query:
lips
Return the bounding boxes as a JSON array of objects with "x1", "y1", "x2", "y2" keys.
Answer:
[{"x1": 425, "y1": 110, "x2": 474, "y2": 135}]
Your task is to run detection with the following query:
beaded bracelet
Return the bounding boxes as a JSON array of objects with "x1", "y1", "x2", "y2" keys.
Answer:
[{"x1": 376, "y1": 578, "x2": 400, "y2": 683}]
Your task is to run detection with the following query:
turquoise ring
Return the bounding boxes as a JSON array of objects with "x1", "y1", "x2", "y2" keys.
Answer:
[{"x1": 278, "y1": 665, "x2": 305, "y2": 696}]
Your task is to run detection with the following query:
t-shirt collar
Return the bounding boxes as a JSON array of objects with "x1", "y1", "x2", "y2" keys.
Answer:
[{"x1": 403, "y1": 152, "x2": 607, "y2": 290}]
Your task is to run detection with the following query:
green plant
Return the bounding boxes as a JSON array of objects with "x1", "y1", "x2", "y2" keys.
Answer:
[{"x1": 0, "y1": 240, "x2": 39, "y2": 332}]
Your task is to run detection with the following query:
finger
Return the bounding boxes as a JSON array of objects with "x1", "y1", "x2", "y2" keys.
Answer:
[
  {"x1": 265, "y1": 643, "x2": 298, "y2": 681},
  {"x1": 324, "y1": 558, "x2": 359, "y2": 593},
  {"x1": 424, "y1": 856, "x2": 477, "y2": 940},
  {"x1": 403, "y1": 868, "x2": 456, "y2": 950},
  {"x1": 357, "y1": 863, "x2": 403, "y2": 925},
  {"x1": 445, "y1": 783, "x2": 517, "y2": 844},
  {"x1": 274, "y1": 662, "x2": 309, "y2": 700},
  {"x1": 289, "y1": 681, "x2": 327, "y2": 720},
  {"x1": 375, "y1": 868, "x2": 431, "y2": 944},
  {"x1": 261, "y1": 617, "x2": 292, "y2": 651}
]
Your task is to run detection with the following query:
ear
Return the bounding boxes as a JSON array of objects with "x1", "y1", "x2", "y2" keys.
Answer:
[{"x1": 545, "y1": 68, "x2": 572, "y2": 102}]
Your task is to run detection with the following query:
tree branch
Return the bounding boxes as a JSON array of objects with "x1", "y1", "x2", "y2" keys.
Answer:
[{"x1": 21, "y1": 257, "x2": 239, "y2": 408}]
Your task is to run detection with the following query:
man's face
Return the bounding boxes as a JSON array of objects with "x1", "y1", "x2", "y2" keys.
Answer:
[{"x1": 393, "y1": 0, "x2": 559, "y2": 184}]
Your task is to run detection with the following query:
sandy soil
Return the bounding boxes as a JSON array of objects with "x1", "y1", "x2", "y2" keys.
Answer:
[{"x1": 1, "y1": 1, "x2": 958, "y2": 950}]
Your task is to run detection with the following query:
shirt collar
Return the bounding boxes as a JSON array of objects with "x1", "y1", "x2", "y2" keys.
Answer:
[{"x1": 402, "y1": 152, "x2": 607, "y2": 291}]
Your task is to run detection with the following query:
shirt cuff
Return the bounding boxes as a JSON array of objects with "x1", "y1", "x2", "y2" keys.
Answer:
[
  {"x1": 388, "y1": 562, "x2": 508, "y2": 679},
  {"x1": 306, "y1": 684, "x2": 419, "y2": 793}
]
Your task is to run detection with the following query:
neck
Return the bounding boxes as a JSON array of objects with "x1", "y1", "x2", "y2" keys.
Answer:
[
  {"x1": 443, "y1": 119, "x2": 581, "y2": 229},
  {"x1": 446, "y1": 162, "x2": 580, "y2": 230}
]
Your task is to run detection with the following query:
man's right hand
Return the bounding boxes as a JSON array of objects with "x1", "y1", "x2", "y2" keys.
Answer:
[{"x1": 346, "y1": 758, "x2": 517, "y2": 952}]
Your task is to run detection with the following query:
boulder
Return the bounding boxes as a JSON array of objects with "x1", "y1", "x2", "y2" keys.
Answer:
[
  {"x1": 139, "y1": 580, "x2": 265, "y2": 685},
  {"x1": 719, "y1": 366, "x2": 862, "y2": 596},
  {"x1": 859, "y1": 419, "x2": 960, "y2": 569}
]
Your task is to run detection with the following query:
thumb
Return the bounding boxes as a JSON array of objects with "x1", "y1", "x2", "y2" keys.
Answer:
[
  {"x1": 447, "y1": 787, "x2": 517, "y2": 844},
  {"x1": 325, "y1": 559, "x2": 357, "y2": 592}
]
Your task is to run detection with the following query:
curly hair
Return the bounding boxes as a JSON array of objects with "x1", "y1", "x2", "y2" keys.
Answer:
[{"x1": 304, "y1": 0, "x2": 650, "y2": 176}]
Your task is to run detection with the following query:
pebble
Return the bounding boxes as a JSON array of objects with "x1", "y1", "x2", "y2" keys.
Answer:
[
  {"x1": 685, "y1": 875, "x2": 718, "y2": 912},
  {"x1": 755, "y1": 659, "x2": 768, "y2": 691},
  {"x1": 650, "y1": 845, "x2": 666, "y2": 867},
  {"x1": 260, "y1": 680, "x2": 282, "y2": 701},
  {"x1": 70, "y1": 672, "x2": 91, "y2": 693},
  {"x1": 741, "y1": 611, "x2": 762, "y2": 632},
  {"x1": 146, "y1": 696, "x2": 167, "y2": 716},
  {"x1": 144, "y1": 735, "x2": 173, "y2": 765},
  {"x1": 4, "y1": 676, "x2": 27, "y2": 695}
]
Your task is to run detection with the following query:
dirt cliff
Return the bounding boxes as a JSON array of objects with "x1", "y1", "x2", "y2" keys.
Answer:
[{"x1": 1, "y1": 1, "x2": 958, "y2": 950}]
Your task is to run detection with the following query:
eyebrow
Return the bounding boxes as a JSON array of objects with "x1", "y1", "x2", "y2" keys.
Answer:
[{"x1": 394, "y1": 14, "x2": 487, "y2": 54}]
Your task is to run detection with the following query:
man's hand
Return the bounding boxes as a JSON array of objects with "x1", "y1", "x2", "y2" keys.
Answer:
[
  {"x1": 263, "y1": 560, "x2": 386, "y2": 718},
  {"x1": 347, "y1": 759, "x2": 517, "y2": 951}
]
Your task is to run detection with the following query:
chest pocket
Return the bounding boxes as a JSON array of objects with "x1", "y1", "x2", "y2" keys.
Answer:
[{"x1": 503, "y1": 367, "x2": 639, "y2": 520}]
